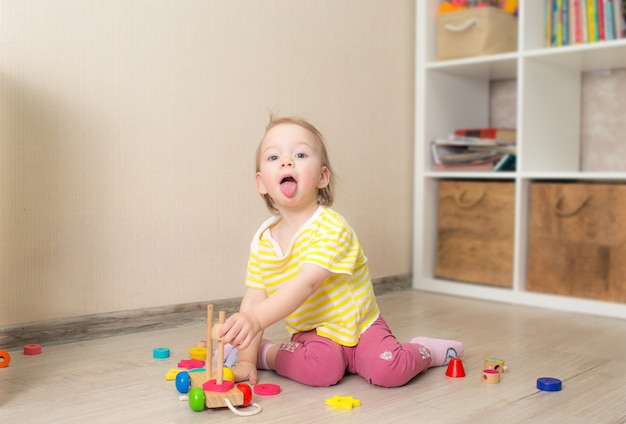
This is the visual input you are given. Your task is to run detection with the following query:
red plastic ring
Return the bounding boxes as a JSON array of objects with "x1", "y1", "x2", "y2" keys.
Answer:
[
  {"x1": 254, "y1": 383, "x2": 281, "y2": 396},
  {"x1": 24, "y1": 344, "x2": 42, "y2": 355}
]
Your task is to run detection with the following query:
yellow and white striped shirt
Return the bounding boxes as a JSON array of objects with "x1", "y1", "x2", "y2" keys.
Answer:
[{"x1": 246, "y1": 206, "x2": 380, "y2": 346}]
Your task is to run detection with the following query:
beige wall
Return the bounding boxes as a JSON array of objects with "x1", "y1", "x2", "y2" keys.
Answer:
[{"x1": 0, "y1": 1, "x2": 415, "y2": 326}]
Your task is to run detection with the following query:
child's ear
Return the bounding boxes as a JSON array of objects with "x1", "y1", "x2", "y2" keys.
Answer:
[
  {"x1": 255, "y1": 172, "x2": 268, "y2": 194},
  {"x1": 317, "y1": 166, "x2": 330, "y2": 189}
]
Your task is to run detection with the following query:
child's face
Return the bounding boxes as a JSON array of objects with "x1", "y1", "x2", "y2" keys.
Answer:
[{"x1": 256, "y1": 123, "x2": 330, "y2": 212}]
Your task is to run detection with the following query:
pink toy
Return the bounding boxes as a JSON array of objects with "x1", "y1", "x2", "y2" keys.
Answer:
[{"x1": 178, "y1": 359, "x2": 205, "y2": 369}]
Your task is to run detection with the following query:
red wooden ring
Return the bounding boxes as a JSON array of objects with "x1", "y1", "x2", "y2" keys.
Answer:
[
  {"x1": 24, "y1": 344, "x2": 42, "y2": 355},
  {"x1": 254, "y1": 383, "x2": 281, "y2": 396},
  {"x1": 236, "y1": 383, "x2": 252, "y2": 407}
]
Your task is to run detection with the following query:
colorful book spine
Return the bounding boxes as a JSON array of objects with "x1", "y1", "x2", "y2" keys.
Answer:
[
  {"x1": 554, "y1": 0, "x2": 561, "y2": 45},
  {"x1": 546, "y1": 0, "x2": 553, "y2": 46},
  {"x1": 581, "y1": 0, "x2": 589, "y2": 41},
  {"x1": 613, "y1": 0, "x2": 623, "y2": 38},
  {"x1": 561, "y1": 0, "x2": 570, "y2": 46},
  {"x1": 557, "y1": 0, "x2": 564, "y2": 45},
  {"x1": 598, "y1": 0, "x2": 606, "y2": 39},
  {"x1": 452, "y1": 128, "x2": 516, "y2": 140},
  {"x1": 588, "y1": 0, "x2": 598, "y2": 41},
  {"x1": 572, "y1": 0, "x2": 583, "y2": 43},
  {"x1": 493, "y1": 154, "x2": 517, "y2": 171},
  {"x1": 605, "y1": 0, "x2": 616, "y2": 40}
]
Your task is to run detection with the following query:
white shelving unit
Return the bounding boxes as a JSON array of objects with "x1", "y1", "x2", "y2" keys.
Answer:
[{"x1": 413, "y1": 0, "x2": 626, "y2": 319}]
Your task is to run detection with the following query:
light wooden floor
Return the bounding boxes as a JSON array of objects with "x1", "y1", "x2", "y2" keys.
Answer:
[{"x1": 1, "y1": 290, "x2": 625, "y2": 423}]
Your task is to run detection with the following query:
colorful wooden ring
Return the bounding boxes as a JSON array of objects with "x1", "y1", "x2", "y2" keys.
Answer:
[
  {"x1": 188, "y1": 347, "x2": 206, "y2": 360},
  {"x1": 0, "y1": 350, "x2": 11, "y2": 368},
  {"x1": 222, "y1": 367, "x2": 235, "y2": 381},
  {"x1": 237, "y1": 383, "x2": 253, "y2": 407},
  {"x1": 188, "y1": 387, "x2": 205, "y2": 412},
  {"x1": 24, "y1": 344, "x2": 42, "y2": 355},
  {"x1": 175, "y1": 371, "x2": 190, "y2": 393},
  {"x1": 537, "y1": 377, "x2": 562, "y2": 391},
  {"x1": 254, "y1": 383, "x2": 281, "y2": 396},
  {"x1": 153, "y1": 347, "x2": 170, "y2": 359}
]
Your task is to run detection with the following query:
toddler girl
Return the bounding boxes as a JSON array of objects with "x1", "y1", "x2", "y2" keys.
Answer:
[{"x1": 218, "y1": 116, "x2": 463, "y2": 387}]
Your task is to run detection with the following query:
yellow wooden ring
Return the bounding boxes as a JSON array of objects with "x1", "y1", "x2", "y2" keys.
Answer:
[
  {"x1": 222, "y1": 367, "x2": 234, "y2": 381},
  {"x1": 189, "y1": 347, "x2": 207, "y2": 360}
]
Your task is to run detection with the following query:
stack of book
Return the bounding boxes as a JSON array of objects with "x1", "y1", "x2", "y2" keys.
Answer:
[
  {"x1": 546, "y1": 0, "x2": 626, "y2": 47},
  {"x1": 431, "y1": 128, "x2": 516, "y2": 172}
]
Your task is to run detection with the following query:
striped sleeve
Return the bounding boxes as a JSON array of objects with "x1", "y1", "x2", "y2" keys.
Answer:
[
  {"x1": 300, "y1": 211, "x2": 361, "y2": 275},
  {"x1": 245, "y1": 249, "x2": 265, "y2": 290}
]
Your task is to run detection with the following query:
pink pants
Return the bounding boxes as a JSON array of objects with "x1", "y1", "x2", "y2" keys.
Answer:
[{"x1": 273, "y1": 315, "x2": 432, "y2": 387}]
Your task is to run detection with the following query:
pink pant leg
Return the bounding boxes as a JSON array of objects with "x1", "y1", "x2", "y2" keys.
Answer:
[
  {"x1": 273, "y1": 330, "x2": 347, "y2": 387},
  {"x1": 348, "y1": 315, "x2": 432, "y2": 387}
]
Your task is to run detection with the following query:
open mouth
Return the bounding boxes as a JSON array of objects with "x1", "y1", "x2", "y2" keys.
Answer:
[{"x1": 280, "y1": 176, "x2": 297, "y2": 197}]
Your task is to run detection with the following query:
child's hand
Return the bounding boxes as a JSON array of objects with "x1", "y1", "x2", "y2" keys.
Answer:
[
  {"x1": 231, "y1": 360, "x2": 259, "y2": 385},
  {"x1": 218, "y1": 311, "x2": 262, "y2": 350}
]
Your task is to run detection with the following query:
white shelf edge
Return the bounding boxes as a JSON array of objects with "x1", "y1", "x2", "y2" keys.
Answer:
[
  {"x1": 413, "y1": 277, "x2": 626, "y2": 320},
  {"x1": 424, "y1": 171, "x2": 516, "y2": 179},
  {"x1": 523, "y1": 38, "x2": 626, "y2": 58},
  {"x1": 520, "y1": 172, "x2": 626, "y2": 180},
  {"x1": 425, "y1": 54, "x2": 518, "y2": 80},
  {"x1": 423, "y1": 172, "x2": 626, "y2": 180},
  {"x1": 426, "y1": 52, "x2": 518, "y2": 69},
  {"x1": 425, "y1": 39, "x2": 626, "y2": 77}
]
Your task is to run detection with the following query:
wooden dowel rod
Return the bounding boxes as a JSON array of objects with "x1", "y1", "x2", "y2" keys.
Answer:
[
  {"x1": 206, "y1": 304, "x2": 213, "y2": 381},
  {"x1": 216, "y1": 311, "x2": 226, "y2": 385}
]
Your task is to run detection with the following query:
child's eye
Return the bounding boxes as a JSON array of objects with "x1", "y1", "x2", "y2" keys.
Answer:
[
  {"x1": 295, "y1": 153, "x2": 307, "y2": 159},
  {"x1": 267, "y1": 155, "x2": 279, "y2": 161}
]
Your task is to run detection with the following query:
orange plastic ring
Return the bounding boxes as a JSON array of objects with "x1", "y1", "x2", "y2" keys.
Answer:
[{"x1": 0, "y1": 350, "x2": 11, "y2": 368}]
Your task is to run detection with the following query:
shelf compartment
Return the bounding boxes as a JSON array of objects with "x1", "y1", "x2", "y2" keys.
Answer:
[
  {"x1": 435, "y1": 180, "x2": 515, "y2": 288},
  {"x1": 527, "y1": 181, "x2": 626, "y2": 302},
  {"x1": 520, "y1": 57, "x2": 581, "y2": 173}
]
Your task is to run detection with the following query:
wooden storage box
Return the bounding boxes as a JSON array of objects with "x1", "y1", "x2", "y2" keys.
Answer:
[
  {"x1": 435, "y1": 180, "x2": 515, "y2": 287},
  {"x1": 527, "y1": 182, "x2": 626, "y2": 302},
  {"x1": 437, "y1": 7, "x2": 518, "y2": 61}
]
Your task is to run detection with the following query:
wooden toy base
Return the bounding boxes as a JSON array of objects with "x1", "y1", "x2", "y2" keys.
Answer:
[{"x1": 189, "y1": 371, "x2": 244, "y2": 408}]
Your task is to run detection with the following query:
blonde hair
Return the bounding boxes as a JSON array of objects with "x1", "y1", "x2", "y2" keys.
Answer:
[{"x1": 255, "y1": 115, "x2": 335, "y2": 214}]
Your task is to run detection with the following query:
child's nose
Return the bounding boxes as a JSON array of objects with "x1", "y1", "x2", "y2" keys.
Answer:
[{"x1": 280, "y1": 157, "x2": 294, "y2": 167}]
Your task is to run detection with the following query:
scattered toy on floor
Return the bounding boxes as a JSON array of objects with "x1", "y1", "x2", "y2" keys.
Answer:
[
  {"x1": 0, "y1": 350, "x2": 11, "y2": 368},
  {"x1": 445, "y1": 357, "x2": 466, "y2": 378},
  {"x1": 482, "y1": 369, "x2": 500, "y2": 384},
  {"x1": 484, "y1": 357, "x2": 508, "y2": 373},
  {"x1": 24, "y1": 344, "x2": 41, "y2": 355},
  {"x1": 153, "y1": 347, "x2": 170, "y2": 359},
  {"x1": 325, "y1": 395, "x2": 361, "y2": 410},
  {"x1": 537, "y1": 377, "x2": 562, "y2": 392},
  {"x1": 253, "y1": 383, "x2": 281, "y2": 396}
]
